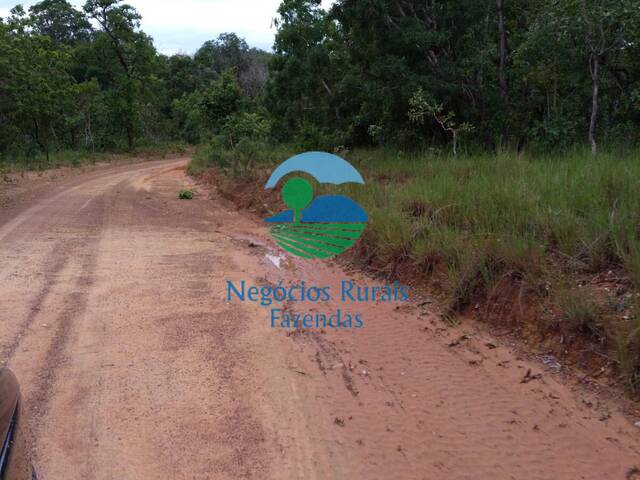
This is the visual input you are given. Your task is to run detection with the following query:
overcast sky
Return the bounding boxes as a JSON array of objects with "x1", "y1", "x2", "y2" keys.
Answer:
[{"x1": 0, "y1": 0, "x2": 335, "y2": 54}]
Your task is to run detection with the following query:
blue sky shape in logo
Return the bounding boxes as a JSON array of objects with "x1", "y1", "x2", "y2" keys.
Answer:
[{"x1": 264, "y1": 151, "x2": 365, "y2": 189}]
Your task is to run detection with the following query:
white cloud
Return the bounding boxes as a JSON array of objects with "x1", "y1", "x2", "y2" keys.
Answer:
[{"x1": 0, "y1": 0, "x2": 336, "y2": 54}]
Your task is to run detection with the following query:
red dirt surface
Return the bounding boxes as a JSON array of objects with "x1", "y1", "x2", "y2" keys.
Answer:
[{"x1": 1, "y1": 158, "x2": 640, "y2": 479}]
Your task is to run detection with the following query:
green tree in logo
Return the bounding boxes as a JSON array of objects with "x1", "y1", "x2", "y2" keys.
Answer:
[{"x1": 282, "y1": 177, "x2": 313, "y2": 224}]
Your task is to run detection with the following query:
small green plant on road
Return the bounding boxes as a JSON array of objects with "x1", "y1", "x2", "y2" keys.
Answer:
[{"x1": 178, "y1": 189, "x2": 194, "y2": 200}]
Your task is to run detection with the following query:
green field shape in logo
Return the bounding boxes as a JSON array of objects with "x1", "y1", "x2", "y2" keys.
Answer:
[{"x1": 270, "y1": 222, "x2": 367, "y2": 259}]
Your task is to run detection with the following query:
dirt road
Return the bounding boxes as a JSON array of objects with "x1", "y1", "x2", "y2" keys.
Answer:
[{"x1": 1, "y1": 158, "x2": 640, "y2": 480}]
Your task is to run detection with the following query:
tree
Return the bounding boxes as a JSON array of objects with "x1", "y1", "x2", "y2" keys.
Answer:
[
  {"x1": 282, "y1": 177, "x2": 313, "y2": 225},
  {"x1": 195, "y1": 33, "x2": 249, "y2": 82},
  {"x1": 408, "y1": 87, "x2": 473, "y2": 156},
  {"x1": 162, "y1": 53, "x2": 199, "y2": 100},
  {"x1": 578, "y1": 0, "x2": 636, "y2": 155},
  {"x1": 239, "y1": 49, "x2": 270, "y2": 98},
  {"x1": 221, "y1": 112, "x2": 271, "y2": 147},
  {"x1": 266, "y1": 0, "x2": 342, "y2": 141},
  {"x1": 83, "y1": 0, "x2": 158, "y2": 149},
  {"x1": 194, "y1": 33, "x2": 270, "y2": 97},
  {"x1": 29, "y1": 0, "x2": 91, "y2": 44},
  {"x1": 0, "y1": 8, "x2": 76, "y2": 160},
  {"x1": 171, "y1": 91, "x2": 206, "y2": 144},
  {"x1": 200, "y1": 69, "x2": 244, "y2": 130},
  {"x1": 522, "y1": 0, "x2": 640, "y2": 155}
]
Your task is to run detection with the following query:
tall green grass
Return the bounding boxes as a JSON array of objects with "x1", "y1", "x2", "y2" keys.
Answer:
[
  {"x1": 194, "y1": 144, "x2": 640, "y2": 294},
  {"x1": 341, "y1": 148, "x2": 640, "y2": 286},
  {"x1": 336, "y1": 148, "x2": 640, "y2": 388},
  {"x1": 191, "y1": 144, "x2": 640, "y2": 390}
]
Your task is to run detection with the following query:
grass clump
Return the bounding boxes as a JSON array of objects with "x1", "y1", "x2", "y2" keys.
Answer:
[{"x1": 557, "y1": 287, "x2": 602, "y2": 340}]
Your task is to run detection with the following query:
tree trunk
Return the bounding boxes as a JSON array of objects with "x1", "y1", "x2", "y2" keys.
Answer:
[
  {"x1": 452, "y1": 130, "x2": 458, "y2": 157},
  {"x1": 588, "y1": 53, "x2": 599, "y2": 156},
  {"x1": 496, "y1": 0, "x2": 508, "y2": 101},
  {"x1": 85, "y1": 113, "x2": 94, "y2": 150},
  {"x1": 321, "y1": 78, "x2": 340, "y2": 121},
  {"x1": 33, "y1": 118, "x2": 40, "y2": 149},
  {"x1": 126, "y1": 124, "x2": 134, "y2": 151},
  {"x1": 33, "y1": 118, "x2": 48, "y2": 161}
]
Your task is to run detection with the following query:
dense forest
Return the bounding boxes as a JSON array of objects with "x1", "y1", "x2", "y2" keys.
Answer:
[{"x1": 1, "y1": 0, "x2": 640, "y2": 163}]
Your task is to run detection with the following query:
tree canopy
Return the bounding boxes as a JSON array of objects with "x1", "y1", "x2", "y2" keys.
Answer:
[
  {"x1": 267, "y1": 0, "x2": 640, "y2": 153},
  {"x1": 1, "y1": 0, "x2": 640, "y2": 161}
]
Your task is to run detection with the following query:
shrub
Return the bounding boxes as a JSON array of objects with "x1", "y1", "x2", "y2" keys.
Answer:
[
  {"x1": 188, "y1": 137, "x2": 296, "y2": 177},
  {"x1": 178, "y1": 189, "x2": 194, "y2": 199},
  {"x1": 221, "y1": 112, "x2": 271, "y2": 147}
]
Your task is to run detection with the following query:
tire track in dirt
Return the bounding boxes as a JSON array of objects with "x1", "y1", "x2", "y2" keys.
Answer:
[
  {"x1": 0, "y1": 243, "x2": 71, "y2": 365},
  {"x1": 0, "y1": 159, "x2": 289, "y2": 480},
  {"x1": 288, "y1": 327, "x2": 360, "y2": 398},
  {"x1": 24, "y1": 197, "x2": 104, "y2": 430}
]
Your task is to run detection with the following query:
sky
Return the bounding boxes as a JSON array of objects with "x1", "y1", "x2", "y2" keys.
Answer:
[{"x1": 0, "y1": 0, "x2": 335, "y2": 54}]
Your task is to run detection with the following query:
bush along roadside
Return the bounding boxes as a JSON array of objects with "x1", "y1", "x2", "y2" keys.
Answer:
[{"x1": 189, "y1": 144, "x2": 640, "y2": 395}]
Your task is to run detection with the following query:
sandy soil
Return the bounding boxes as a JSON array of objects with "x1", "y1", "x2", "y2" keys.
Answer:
[{"x1": 1, "y1": 158, "x2": 640, "y2": 479}]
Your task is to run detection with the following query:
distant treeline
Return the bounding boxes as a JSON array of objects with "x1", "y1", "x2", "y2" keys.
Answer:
[{"x1": 2, "y1": 0, "x2": 640, "y2": 161}]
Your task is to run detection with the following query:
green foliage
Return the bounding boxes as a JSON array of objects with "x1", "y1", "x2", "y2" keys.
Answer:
[
  {"x1": 178, "y1": 189, "x2": 194, "y2": 200},
  {"x1": 3, "y1": 0, "x2": 640, "y2": 163},
  {"x1": 188, "y1": 139, "x2": 294, "y2": 176},
  {"x1": 200, "y1": 69, "x2": 245, "y2": 128},
  {"x1": 265, "y1": 0, "x2": 342, "y2": 143},
  {"x1": 0, "y1": 1, "x2": 272, "y2": 166},
  {"x1": 171, "y1": 92, "x2": 206, "y2": 144},
  {"x1": 29, "y1": 0, "x2": 91, "y2": 44},
  {"x1": 0, "y1": 13, "x2": 76, "y2": 160},
  {"x1": 265, "y1": 0, "x2": 640, "y2": 151},
  {"x1": 221, "y1": 112, "x2": 271, "y2": 147},
  {"x1": 408, "y1": 88, "x2": 474, "y2": 156}
]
